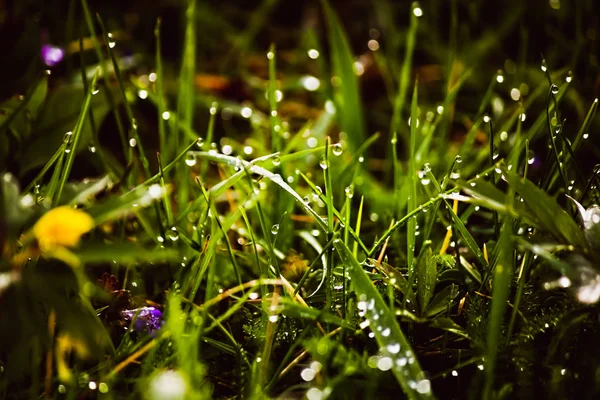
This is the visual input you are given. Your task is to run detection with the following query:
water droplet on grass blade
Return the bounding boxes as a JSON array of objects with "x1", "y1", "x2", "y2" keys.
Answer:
[
  {"x1": 167, "y1": 227, "x2": 179, "y2": 241},
  {"x1": 272, "y1": 155, "x2": 281, "y2": 166},
  {"x1": 271, "y1": 224, "x2": 279, "y2": 235},
  {"x1": 345, "y1": 185, "x2": 354, "y2": 198},
  {"x1": 319, "y1": 156, "x2": 328, "y2": 170},
  {"x1": 63, "y1": 131, "x2": 72, "y2": 144},
  {"x1": 332, "y1": 143, "x2": 343, "y2": 156},
  {"x1": 566, "y1": 71, "x2": 573, "y2": 82},
  {"x1": 185, "y1": 153, "x2": 197, "y2": 166}
]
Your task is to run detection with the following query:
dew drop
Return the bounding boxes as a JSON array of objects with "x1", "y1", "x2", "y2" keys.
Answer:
[
  {"x1": 551, "y1": 84, "x2": 559, "y2": 95},
  {"x1": 272, "y1": 155, "x2": 281, "y2": 166},
  {"x1": 387, "y1": 343, "x2": 401, "y2": 354},
  {"x1": 566, "y1": 71, "x2": 573, "y2": 83},
  {"x1": 345, "y1": 185, "x2": 354, "y2": 198},
  {"x1": 107, "y1": 32, "x2": 116, "y2": 48},
  {"x1": 319, "y1": 156, "x2": 329, "y2": 170},
  {"x1": 496, "y1": 70, "x2": 504, "y2": 83},
  {"x1": 185, "y1": 152, "x2": 197, "y2": 167},
  {"x1": 63, "y1": 131, "x2": 73, "y2": 144},
  {"x1": 271, "y1": 224, "x2": 279, "y2": 235},
  {"x1": 332, "y1": 143, "x2": 343, "y2": 156}
]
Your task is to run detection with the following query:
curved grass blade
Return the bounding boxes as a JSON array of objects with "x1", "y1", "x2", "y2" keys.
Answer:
[
  {"x1": 334, "y1": 238, "x2": 435, "y2": 399},
  {"x1": 500, "y1": 167, "x2": 588, "y2": 249},
  {"x1": 191, "y1": 151, "x2": 326, "y2": 230}
]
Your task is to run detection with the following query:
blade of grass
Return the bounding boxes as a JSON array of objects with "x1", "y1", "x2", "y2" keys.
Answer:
[
  {"x1": 54, "y1": 68, "x2": 100, "y2": 206},
  {"x1": 334, "y1": 238, "x2": 435, "y2": 399},
  {"x1": 390, "y1": 3, "x2": 419, "y2": 148},
  {"x1": 176, "y1": 0, "x2": 197, "y2": 211},
  {"x1": 407, "y1": 82, "x2": 418, "y2": 274},
  {"x1": 80, "y1": 0, "x2": 129, "y2": 158},
  {"x1": 483, "y1": 221, "x2": 513, "y2": 400},
  {"x1": 320, "y1": 0, "x2": 366, "y2": 152},
  {"x1": 323, "y1": 137, "x2": 335, "y2": 310},
  {"x1": 155, "y1": 18, "x2": 168, "y2": 160},
  {"x1": 96, "y1": 15, "x2": 151, "y2": 179}
]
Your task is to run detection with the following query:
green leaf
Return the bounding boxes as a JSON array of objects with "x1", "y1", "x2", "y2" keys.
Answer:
[
  {"x1": 484, "y1": 222, "x2": 514, "y2": 399},
  {"x1": 417, "y1": 246, "x2": 437, "y2": 311},
  {"x1": 0, "y1": 74, "x2": 48, "y2": 138},
  {"x1": 279, "y1": 300, "x2": 354, "y2": 330},
  {"x1": 0, "y1": 173, "x2": 35, "y2": 242},
  {"x1": 424, "y1": 284, "x2": 458, "y2": 318},
  {"x1": 429, "y1": 317, "x2": 470, "y2": 340},
  {"x1": 501, "y1": 168, "x2": 588, "y2": 249},
  {"x1": 86, "y1": 183, "x2": 169, "y2": 226},
  {"x1": 20, "y1": 84, "x2": 116, "y2": 174},
  {"x1": 334, "y1": 238, "x2": 435, "y2": 399}
]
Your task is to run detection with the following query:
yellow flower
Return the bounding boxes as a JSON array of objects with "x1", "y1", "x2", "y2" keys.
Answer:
[{"x1": 33, "y1": 206, "x2": 94, "y2": 251}]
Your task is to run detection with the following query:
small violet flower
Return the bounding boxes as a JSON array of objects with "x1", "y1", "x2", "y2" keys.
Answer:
[
  {"x1": 41, "y1": 44, "x2": 65, "y2": 67},
  {"x1": 121, "y1": 307, "x2": 163, "y2": 335}
]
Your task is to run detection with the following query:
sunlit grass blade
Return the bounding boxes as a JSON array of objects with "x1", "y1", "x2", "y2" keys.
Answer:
[
  {"x1": 334, "y1": 238, "x2": 435, "y2": 399},
  {"x1": 407, "y1": 82, "x2": 418, "y2": 274},
  {"x1": 500, "y1": 167, "x2": 588, "y2": 249},
  {"x1": 323, "y1": 137, "x2": 335, "y2": 310},
  {"x1": 297, "y1": 170, "x2": 369, "y2": 254},
  {"x1": 193, "y1": 151, "x2": 326, "y2": 230}
]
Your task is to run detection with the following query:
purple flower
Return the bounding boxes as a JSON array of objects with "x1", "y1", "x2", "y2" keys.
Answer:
[
  {"x1": 41, "y1": 44, "x2": 65, "y2": 67},
  {"x1": 121, "y1": 307, "x2": 163, "y2": 335}
]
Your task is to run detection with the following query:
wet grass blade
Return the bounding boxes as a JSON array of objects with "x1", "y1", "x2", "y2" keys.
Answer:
[
  {"x1": 417, "y1": 246, "x2": 437, "y2": 311},
  {"x1": 96, "y1": 15, "x2": 151, "y2": 178},
  {"x1": 334, "y1": 238, "x2": 435, "y2": 399},
  {"x1": 407, "y1": 82, "x2": 418, "y2": 274},
  {"x1": 501, "y1": 167, "x2": 588, "y2": 249},
  {"x1": 323, "y1": 137, "x2": 335, "y2": 310}
]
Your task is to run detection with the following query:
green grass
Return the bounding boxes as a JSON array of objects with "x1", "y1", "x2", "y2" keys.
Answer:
[{"x1": 2, "y1": 0, "x2": 600, "y2": 399}]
